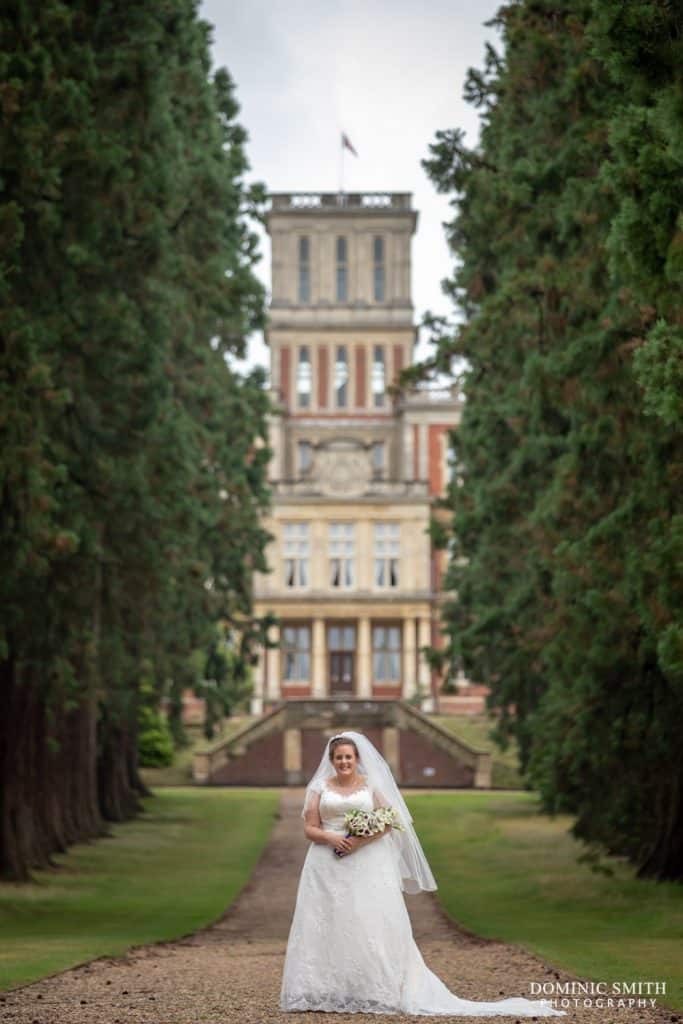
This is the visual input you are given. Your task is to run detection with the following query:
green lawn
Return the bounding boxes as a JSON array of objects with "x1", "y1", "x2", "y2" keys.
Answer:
[
  {"x1": 430, "y1": 713, "x2": 524, "y2": 788},
  {"x1": 408, "y1": 790, "x2": 683, "y2": 1011},
  {"x1": 0, "y1": 787, "x2": 279, "y2": 991}
]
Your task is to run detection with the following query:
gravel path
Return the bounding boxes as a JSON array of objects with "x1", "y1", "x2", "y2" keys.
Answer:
[{"x1": 2, "y1": 789, "x2": 678, "y2": 1024}]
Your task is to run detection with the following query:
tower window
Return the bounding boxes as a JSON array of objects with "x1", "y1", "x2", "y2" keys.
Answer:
[
  {"x1": 373, "y1": 236, "x2": 384, "y2": 301},
  {"x1": 297, "y1": 346, "x2": 311, "y2": 408},
  {"x1": 335, "y1": 345, "x2": 348, "y2": 408},
  {"x1": 372, "y1": 345, "x2": 385, "y2": 408},
  {"x1": 372, "y1": 441, "x2": 385, "y2": 476},
  {"x1": 336, "y1": 236, "x2": 348, "y2": 301},
  {"x1": 298, "y1": 440, "x2": 312, "y2": 475},
  {"x1": 298, "y1": 236, "x2": 310, "y2": 302}
]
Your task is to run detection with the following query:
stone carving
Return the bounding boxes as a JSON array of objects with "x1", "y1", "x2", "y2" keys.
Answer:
[{"x1": 315, "y1": 440, "x2": 372, "y2": 496}]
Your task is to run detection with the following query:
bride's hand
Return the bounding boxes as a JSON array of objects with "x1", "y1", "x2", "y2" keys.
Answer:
[
  {"x1": 330, "y1": 834, "x2": 353, "y2": 854},
  {"x1": 335, "y1": 836, "x2": 361, "y2": 856}
]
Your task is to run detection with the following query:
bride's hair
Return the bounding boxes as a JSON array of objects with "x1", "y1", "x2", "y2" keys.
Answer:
[{"x1": 328, "y1": 735, "x2": 359, "y2": 761}]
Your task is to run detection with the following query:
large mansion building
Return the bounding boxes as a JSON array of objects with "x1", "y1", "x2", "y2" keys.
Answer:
[{"x1": 251, "y1": 191, "x2": 464, "y2": 715}]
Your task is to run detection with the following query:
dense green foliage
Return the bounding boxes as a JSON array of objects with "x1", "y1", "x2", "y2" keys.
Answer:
[
  {"x1": 416, "y1": 0, "x2": 683, "y2": 880},
  {"x1": 0, "y1": 1, "x2": 272, "y2": 879}
]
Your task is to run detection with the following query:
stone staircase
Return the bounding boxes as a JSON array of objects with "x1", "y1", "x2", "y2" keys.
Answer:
[{"x1": 193, "y1": 699, "x2": 491, "y2": 788}]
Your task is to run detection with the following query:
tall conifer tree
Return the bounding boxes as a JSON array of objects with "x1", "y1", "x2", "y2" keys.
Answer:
[
  {"x1": 0, "y1": 1, "x2": 270, "y2": 879},
  {"x1": 419, "y1": 0, "x2": 683, "y2": 880}
]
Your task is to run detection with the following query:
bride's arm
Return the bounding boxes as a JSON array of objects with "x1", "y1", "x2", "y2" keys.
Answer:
[{"x1": 303, "y1": 794, "x2": 348, "y2": 848}]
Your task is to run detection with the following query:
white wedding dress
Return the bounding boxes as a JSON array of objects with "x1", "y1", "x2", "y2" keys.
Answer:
[{"x1": 280, "y1": 780, "x2": 566, "y2": 1016}]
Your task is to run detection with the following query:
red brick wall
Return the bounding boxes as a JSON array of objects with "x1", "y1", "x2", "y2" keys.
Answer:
[
  {"x1": 280, "y1": 346, "x2": 291, "y2": 408},
  {"x1": 281, "y1": 685, "x2": 312, "y2": 698},
  {"x1": 371, "y1": 685, "x2": 402, "y2": 700},
  {"x1": 211, "y1": 729, "x2": 284, "y2": 785},
  {"x1": 399, "y1": 727, "x2": 475, "y2": 787},
  {"x1": 318, "y1": 346, "x2": 328, "y2": 407},
  {"x1": 355, "y1": 345, "x2": 366, "y2": 407}
]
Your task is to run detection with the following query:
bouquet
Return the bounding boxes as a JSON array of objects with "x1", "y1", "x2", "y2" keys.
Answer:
[{"x1": 333, "y1": 806, "x2": 404, "y2": 857}]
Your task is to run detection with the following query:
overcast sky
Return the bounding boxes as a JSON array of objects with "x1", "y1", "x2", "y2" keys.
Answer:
[{"x1": 199, "y1": 0, "x2": 503, "y2": 373}]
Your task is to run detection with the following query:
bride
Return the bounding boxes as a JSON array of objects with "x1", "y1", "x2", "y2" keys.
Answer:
[{"x1": 280, "y1": 731, "x2": 566, "y2": 1017}]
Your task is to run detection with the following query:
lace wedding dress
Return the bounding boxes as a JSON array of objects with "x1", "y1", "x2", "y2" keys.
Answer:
[{"x1": 280, "y1": 780, "x2": 566, "y2": 1017}]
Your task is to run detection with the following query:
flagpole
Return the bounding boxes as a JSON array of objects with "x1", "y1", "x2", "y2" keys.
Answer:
[{"x1": 339, "y1": 133, "x2": 344, "y2": 198}]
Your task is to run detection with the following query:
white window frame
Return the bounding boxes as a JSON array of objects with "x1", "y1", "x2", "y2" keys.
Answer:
[
  {"x1": 335, "y1": 345, "x2": 349, "y2": 408},
  {"x1": 373, "y1": 522, "x2": 399, "y2": 587},
  {"x1": 282, "y1": 624, "x2": 311, "y2": 681},
  {"x1": 296, "y1": 346, "x2": 312, "y2": 408},
  {"x1": 329, "y1": 522, "x2": 354, "y2": 588},
  {"x1": 372, "y1": 624, "x2": 401, "y2": 682},
  {"x1": 371, "y1": 345, "x2": 385, "y2": 408},
  {"x1": 283, "y1": 522, "x2": 310, "y2": 588}
]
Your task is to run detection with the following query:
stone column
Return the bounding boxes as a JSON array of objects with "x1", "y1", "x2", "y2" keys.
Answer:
[
  {"x1": 268, "y1": 414, "x2": 283, "y2": 481},
  {"x1": 266, "y1": 623, "x2": 281, "y2": 702},
  {"x1": 250, "y1": 646, "x2": 265, "y2": 716},
  {"x1": 312, "y1": 617, "x2": 326, "y2": 697},
  {"x1": 403, "y1": 421, "x2": 414, "y2": 482},
  {"x1": 418, "y1": 617, "x2": 433, "y2": 711},
  {"x1": 418, "y1": 423, "x2": 428, "y2": 481},
  {"x1": 381, "y1": 726, "x2": 401, "y2": 781},
  {"x1": 402, "y1": 618, "x2": 417, "y2": 699},
  {"x1": 357, "y1": 616, "x2": 372, "y2": 697},
  {"x1": 284, "y1": 728, "x2": 303, "y2": 784}
]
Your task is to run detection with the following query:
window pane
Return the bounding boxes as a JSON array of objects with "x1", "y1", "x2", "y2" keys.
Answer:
[
  {"x1": 329, "y1": 626, "x2": 340, "y2": 649},
  {"x1": 343, "y1": 626, "x2": 355, "y2": 649},
  {"x1": 371, "y1": 346, "x2": 385, "y2": 405},
  {"x1": 335, "y1": 346, "x2": 348, "y2": 407},
  {"x1": 298, "y1": 441, "x2": 312, "y2": 473},
  {"x1": 297, "y1": 347, "x2": 311, "y2": 406},
  {"x1": 373, "y1": 236, "x2": 384, "y2": 262},
  {"x1": 374, "y1": 266, "x2": 384, "y2": 302},
  {"x1": 336, "y1": 267, "x2": 347, "y2": 301}
]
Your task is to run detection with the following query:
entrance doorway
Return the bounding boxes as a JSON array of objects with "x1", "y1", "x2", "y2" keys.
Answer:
[{"x1": 328, "y1": 624, "x2": 356, "y2": 694}]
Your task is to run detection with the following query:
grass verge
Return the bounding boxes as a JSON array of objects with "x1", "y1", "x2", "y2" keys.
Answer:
[
  {"x1": 0, "y1": 787, "x2": 279, "y2": 991},
  {"x1": 409, "y1": 790, "x2": 683, "y2": 1011}
]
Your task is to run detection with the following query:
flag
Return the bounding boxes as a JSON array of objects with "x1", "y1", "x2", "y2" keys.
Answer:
[{"x1": 342, "y1": 132, "x2": 358, "y2": 157}]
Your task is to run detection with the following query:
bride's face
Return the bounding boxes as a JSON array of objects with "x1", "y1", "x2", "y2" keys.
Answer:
[{"x1": 332, "y1": 744, "x2": 358, "y2": 779}]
